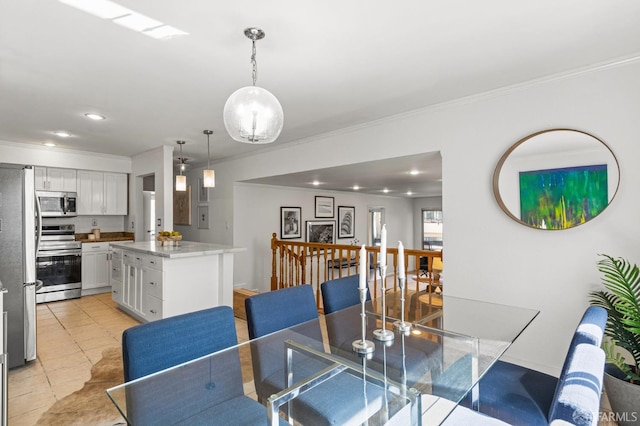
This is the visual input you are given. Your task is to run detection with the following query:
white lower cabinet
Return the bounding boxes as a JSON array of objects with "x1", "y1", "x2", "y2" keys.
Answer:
[
  {"x1": 82, "y1": 242, "x2": 110, "y2": 294},
  {"x1": 120, "y1": 251, "x2": 164, "y2": 321},
  {"x1": 112, "y1": 246, "x2": 230, "y2": 323},
  {"x1": 110, "y1": 248, "x2": 124, "y2": 304}
]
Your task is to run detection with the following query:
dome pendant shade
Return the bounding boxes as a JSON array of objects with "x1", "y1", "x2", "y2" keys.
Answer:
[
  {"x1": 223, "y1": 86, "x2": 283, "y2": 144},
  {"x1": 203, "y1": 169, "x2": 215, "y2": 188},
  {"x1": 175, "y1": 174, "x2": 186, "y2": 191}
]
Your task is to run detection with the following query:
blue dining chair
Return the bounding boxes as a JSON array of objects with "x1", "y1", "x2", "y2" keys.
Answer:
[
  {"x1": 437, "y1": 305, "x2": 607, "y2": 426},
  {"x1": 320, "y1": 275, "x2": 370, "y2": 314},
  {"x1": 321, "y1": 275, "x2": 442, "y2": 386},
  {"x1": 122, "y1": 306, "x2": 286, "y2": 425},
  {"x1": 245, "y1": 285, "x2": 386, "y2": 425}
]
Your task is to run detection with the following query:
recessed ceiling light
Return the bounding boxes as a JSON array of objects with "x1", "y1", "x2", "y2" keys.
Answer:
[
  {"x1": 409, "y1": 170, "x2": 420, "y2": 176},
  {"x1": 383, "y1": 188, "x2": 389, "y2": 193},
  {"x1": 85, "y1": 113, "x2": 106, "y2": 120},
  {"x1": 407, "y1": 191, "x2": 413, "y2": 196},
  {"x1": 44, "y1": 142, "x2": 56, "y2": 147},
  {"x1": 53, "y1": 131, "x2": 71, "y2": 138},
  {"x1": 312, "y1": 180, "x2": 320, "y2": 186},
  {"x1": 352, "y1": 185, "x2": 360, "y2": 190}
]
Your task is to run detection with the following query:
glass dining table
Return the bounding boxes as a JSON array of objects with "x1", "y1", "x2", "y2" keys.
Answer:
[{"x1": 106, "y1": 294, "x2": 539, "y2": 425}]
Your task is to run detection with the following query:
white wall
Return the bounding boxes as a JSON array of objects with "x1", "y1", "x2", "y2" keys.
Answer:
[
  {"x1": 130, "y1": 146, "x2": 174, "y2": 241},
  {"x1": 199, "y1": 58, "x2": 640, "y2": 375},
  {"x1": 231, "y1": 183, "x2": 414, "y2": 292}
]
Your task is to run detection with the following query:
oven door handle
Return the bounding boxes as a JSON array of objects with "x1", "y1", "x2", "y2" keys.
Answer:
[{"x1": 37, "y1": 250, "x2": 81, "y2": 257}]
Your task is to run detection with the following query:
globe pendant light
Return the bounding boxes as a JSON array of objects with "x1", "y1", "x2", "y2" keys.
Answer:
[
  {"x1": 175, "y1": 140, "x2": 187, "y2": 191},
  {"x1": 223, "y1": 27, "x2": 284, "y2": 144},
  {"x1": 203, "y1": 130, "x2": 215, "y2": 188}
]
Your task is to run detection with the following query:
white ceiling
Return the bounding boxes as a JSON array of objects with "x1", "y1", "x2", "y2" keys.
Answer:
[{"x1": 2, "y1": 1, "x2": 640, "y2": 197}]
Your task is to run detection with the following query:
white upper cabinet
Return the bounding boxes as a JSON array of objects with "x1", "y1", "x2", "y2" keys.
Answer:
[
  {"x1": 104, "y1": 173, "x2": 128, "y2": 215},
  {"x1": 35, "y1": 167, "x2": 77, "y2": 191},
  {"x1": 77, "y1": 171, "x2": 128, "y2": 215}
]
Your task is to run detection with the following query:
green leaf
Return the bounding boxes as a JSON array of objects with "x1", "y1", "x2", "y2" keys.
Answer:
[{"x1": 589, "y1": 254, "x2": 640, "y2": 374}]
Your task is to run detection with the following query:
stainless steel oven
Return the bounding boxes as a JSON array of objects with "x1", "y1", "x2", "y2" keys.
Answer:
[{"x1": 36, "y1": 224, "x2": 82, "y2": 303}]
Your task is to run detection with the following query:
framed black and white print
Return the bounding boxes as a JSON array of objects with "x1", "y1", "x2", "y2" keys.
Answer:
[
  {"x1": 338, "y1": 206, "x2": 355, "y2": 238},
  {"x1": 314, "y1": 196, "x2": 334, "y2": 218},
  {"x1": 306, "y1": 220, "x2": 336, "y2": 243},
  {"x1": 280, "y1": 207, "x2": 302, "y2": 239}
]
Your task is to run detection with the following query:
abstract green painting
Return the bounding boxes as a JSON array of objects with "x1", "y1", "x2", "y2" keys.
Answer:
[{"x1": 519, "y1": 164, "x2": 608, "y2": 229}]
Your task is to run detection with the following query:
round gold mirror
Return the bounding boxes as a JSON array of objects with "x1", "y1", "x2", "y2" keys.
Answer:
[{"x1": 493, "y1": 129, "x2": 619, "y2": 230}]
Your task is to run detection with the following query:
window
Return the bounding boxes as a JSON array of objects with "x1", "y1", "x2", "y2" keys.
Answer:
[{"x1": 422, "y1": 210, "x2": 443, "y2": 250}]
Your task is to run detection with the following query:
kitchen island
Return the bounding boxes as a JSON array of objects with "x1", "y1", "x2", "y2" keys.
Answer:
[{"x1": 109, "y1": 241, "x2": 245, "y2": 322}]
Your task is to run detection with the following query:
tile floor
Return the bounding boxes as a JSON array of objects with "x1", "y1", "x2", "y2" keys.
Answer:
[
  {"x1": 7, "y1": 293, "x2": 251, "y2": 425},
  {"x1": 7, "y1": 293, "x2": 616, "y2": 425}
]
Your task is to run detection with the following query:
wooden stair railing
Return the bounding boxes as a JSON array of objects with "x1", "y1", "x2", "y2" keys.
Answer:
[{"x1": 270, "y1": 233, "x2": 443, "y2": 310}]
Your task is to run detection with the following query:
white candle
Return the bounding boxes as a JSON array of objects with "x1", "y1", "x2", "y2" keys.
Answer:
[
  {"x1": 379, "y1": 224, "x2": 387, "y2": 268},
  {"x1": 397, "y1": 241, "x2": 405, "y2": 279},
  {"x1": 359, "y1": 244, "x2": 367, "y2": 289}
]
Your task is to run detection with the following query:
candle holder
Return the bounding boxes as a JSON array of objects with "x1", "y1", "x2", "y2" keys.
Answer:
[
  {"x1": 373, "y1": 264, "x2": 394, "y2": 342},
  {"x1": 352, "y1": 287, "x2": 375, "y2": 356},
  {"x1": 393, "y1": 277, "x2": 412, "y2": 334}
]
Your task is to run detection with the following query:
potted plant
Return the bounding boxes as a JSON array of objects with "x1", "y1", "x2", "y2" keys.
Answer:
[{"x1": 589, "y1": 254, "x2": 640, "y2": 425}]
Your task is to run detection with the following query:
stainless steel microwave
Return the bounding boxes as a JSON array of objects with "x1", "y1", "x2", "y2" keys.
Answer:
[{"x1": 36, "y1": 191, "x2": 78, "y2": 217}]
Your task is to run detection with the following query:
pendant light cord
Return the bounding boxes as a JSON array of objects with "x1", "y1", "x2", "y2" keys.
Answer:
[
  {"x1": 207, "y1": 133, "x2": 211, "y2": 169},
  {"x1": 178, "y1": 141, "x2": 185, "y2": 175},
  {"x1": 251, "y1": 39, "x2": 257, "y2": 86}
]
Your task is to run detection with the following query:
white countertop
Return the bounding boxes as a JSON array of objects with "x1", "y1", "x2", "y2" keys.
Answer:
[{"x1": 109, "y1": 240, "x2": 246, "y2": 259}]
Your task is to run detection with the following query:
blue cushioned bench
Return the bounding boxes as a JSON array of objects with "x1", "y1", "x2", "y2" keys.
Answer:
[{"x1": 441, "y1": 306, "x2": 607, "y2": 426}]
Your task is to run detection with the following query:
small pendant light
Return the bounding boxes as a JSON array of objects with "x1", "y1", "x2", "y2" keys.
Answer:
[
  {"x1": 203, "y1": 130, "x2": 215, "y2": 188},
  {"x1": 175, "y1": 140, "x2": 187, "y2": 191}
]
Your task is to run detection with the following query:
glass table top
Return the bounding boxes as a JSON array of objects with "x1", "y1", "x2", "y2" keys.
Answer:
[{"x1": 107, "y1": 295, "x2": 539, "y2": 425}]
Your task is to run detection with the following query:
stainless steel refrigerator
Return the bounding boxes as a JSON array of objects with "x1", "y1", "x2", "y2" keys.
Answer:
[{"x1": 0, "y1": 165, "x2": 39, "y2": 369}]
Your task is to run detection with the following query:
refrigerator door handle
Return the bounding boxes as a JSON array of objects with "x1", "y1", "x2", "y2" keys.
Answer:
[
  {"x1": 35, "y1": 194, "x2": 42, "y2": 254},
  {"x1": 23, "y1": 282, "x2": 37, "y2": 362}
]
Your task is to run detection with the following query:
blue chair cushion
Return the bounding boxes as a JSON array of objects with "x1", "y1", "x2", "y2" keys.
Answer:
[
  {"x1": 546, "y1": 306, "x2": 607, "y2": 421},
  {"x1": 122, "y1": 306, "x2": 238, "y2": 381},
  {"x1": 245, "y1": 285, "x2": 320, "y2": 339},
  {"x1": 125, "y1": 347, "x2": 285, "y2": 425},
  {"x1": 321, "y1": 275, "x2": 370, "y2": 314},
  {"x1": 471, "y1": 360, "x2": 558, "y2": 426},
  {"x1": 548, "y1": 343, "x2": 605, "y2": 426},
  {"x1": 443, "y1": 406, "x2": 512, "y2": 425},
  {"x1": 184, "y1": 395, "x2": 289, "y2": 426},
  {"x1": 572, "y1": 306, "x2": 607, "y2": 347},
  {"x1": 324, "y1": 301, "x2": 442, "y2": 387},
  {"x1": 246, "y1": 285, "x2": 387, "y2": 425}
]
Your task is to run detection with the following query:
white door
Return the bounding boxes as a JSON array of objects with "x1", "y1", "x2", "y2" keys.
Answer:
[{"x1": 143, "y1": 191, "x2": 155, "y2": 241}]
